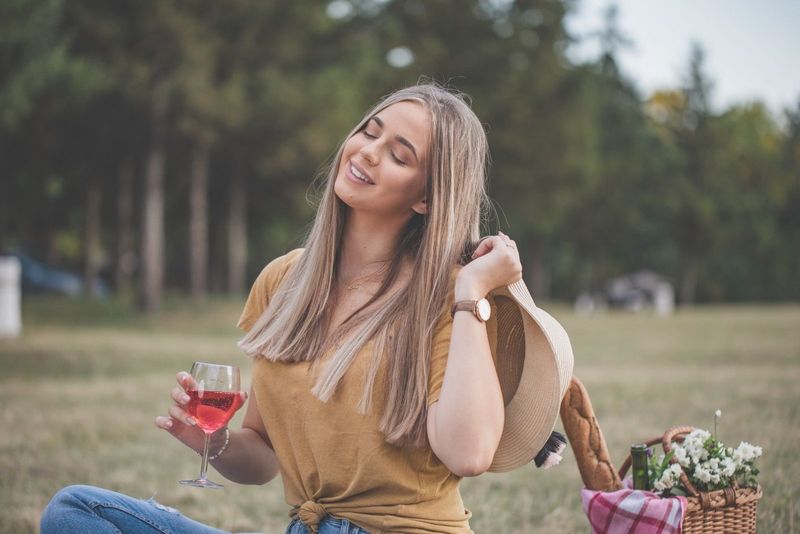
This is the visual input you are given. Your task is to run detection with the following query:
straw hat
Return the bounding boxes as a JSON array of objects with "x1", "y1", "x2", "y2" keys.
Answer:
[{"x1": 483, "y1": 279, "x2": 574, "y2": 472}]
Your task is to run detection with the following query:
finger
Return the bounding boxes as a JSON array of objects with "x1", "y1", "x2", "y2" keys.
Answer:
[
  {"x1": 176, "y1": 371, "x2": 197, "y2": 391},
  {"x1": 472, "y1": 236, "x2": 499, "y2": 258},
  {"x1": 154, "y1": 415, "x2": 175, "y2": 431},
  {"x1": 169, "y1": 404, "x2": 196, "y2": 426},
  {"x1": 171, "y1": 386, "x2": 190, "y2": 406},
  {"x1": 497, "y1": 231, "x2": 515, "y2": 246}
]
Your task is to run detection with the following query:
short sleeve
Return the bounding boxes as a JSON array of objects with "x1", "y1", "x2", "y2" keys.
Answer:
[
  {"x1": 426, "y1": 271, "x2": 501, "y2": 407},
  {"x1": 236, "y1": 248, "x2": 304, "y2": 332},
  {"x1": 426, "y1": 267, "x2": 462, "y2": 407},
  {"x1": 427, "y1": 310, "x2": 453, "y2": 407}
]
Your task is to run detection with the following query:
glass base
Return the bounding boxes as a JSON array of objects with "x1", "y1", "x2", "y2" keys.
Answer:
[{"x1": 179, "y1": 478, "x2": 224, "y2": 489}]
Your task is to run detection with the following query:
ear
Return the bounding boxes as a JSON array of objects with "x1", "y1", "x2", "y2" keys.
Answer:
[{"x1": 411, "y1": 197, "x2": 428, "y2": 215}]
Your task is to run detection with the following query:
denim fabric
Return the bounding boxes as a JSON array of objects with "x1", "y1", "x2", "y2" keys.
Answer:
[
  {"x1": 40, "y1": 484, "x2": 231, "y2": 534},
  {"x1": 41, "y1": 484, "x2": 372, "y2": 534},
  {"x1": 285, "y1": 517, "x2": 371, "y2": 534}
]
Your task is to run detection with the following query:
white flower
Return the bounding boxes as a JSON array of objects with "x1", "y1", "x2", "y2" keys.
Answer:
[
  {"x1": 673, "y1": 446, "x2": 691, "y2": 468},
  {"x1": 690, "y1": 446, "x2": 709, "y2": 463},
  {"x1": 715, "y1": 409, "x2": 722, "y2": 418},
  {"x1": 695, "y1": 466, "x2": 712, "y2": 483},
  {"x1": 653, "y1": 463, "x2": 683, "y2": 493},
  {"x1": 721, "y1": 458, "x2": 736, "y2": 477},
  {"x1": 668, "y1": 464, "x2": 682, "y2": 478},
  {"x1": 688, "y1": 429, "x2": 711, "y2": 442},
  {"x1": 734, "y1": 441, "x2": 763, "y2": 463}
]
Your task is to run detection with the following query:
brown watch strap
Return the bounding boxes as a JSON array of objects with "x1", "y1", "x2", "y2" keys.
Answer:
[{"x1": 451, "y1": 300, "x2": 478, "y2": 318}]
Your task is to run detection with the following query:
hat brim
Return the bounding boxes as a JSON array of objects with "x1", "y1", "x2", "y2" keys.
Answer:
[{"x1": 487, "y1": 279, "x2": 574, "y2": 472}]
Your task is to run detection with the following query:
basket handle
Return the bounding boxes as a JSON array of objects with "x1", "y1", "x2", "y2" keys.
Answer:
[{"x1": 661, "y1": 425, "x2": 704, "y2": 499}]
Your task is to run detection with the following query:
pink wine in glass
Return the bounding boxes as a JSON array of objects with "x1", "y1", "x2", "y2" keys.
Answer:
[
  {"x1": 179, "y1": 362, "x2": 241, "y2": 489},
  {"x1": 186, "y1": 390, "x2": 243, "y2": 433}
]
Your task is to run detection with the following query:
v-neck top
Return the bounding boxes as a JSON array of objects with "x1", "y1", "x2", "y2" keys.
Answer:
[{"x1": 237, "y1": 249, "x2": 474, "y2": 534}]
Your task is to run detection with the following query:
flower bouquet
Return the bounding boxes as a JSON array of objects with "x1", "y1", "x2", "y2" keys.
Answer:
[{"x1": 625, "y1": 412, "x2": 763, "y2": 534}]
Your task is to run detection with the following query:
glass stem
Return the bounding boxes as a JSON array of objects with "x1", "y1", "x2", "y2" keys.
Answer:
[{"x1": 199, "y1": 431, "x2": 211, "y2": 481}]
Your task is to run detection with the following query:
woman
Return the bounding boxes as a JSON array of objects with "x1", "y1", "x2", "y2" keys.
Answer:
[{"x1": 41, "y1": 84, "x2": 544, "y2": 534}]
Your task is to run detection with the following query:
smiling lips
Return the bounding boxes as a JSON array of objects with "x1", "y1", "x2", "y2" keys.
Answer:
[{"x1": 348, "y1": 161, "x2": 374, "y2": 184}]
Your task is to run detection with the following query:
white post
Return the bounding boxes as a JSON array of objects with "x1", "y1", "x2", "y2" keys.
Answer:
[
  {"x1": 654, "y1": 283, "x2": 675, "y2": 317},
  {"x1": 0, "y1": 257, "x2": 22, "y2": 337}
]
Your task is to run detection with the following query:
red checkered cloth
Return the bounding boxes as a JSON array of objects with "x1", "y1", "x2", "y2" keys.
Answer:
[{"x1": 581, "y1": 486, "x2": 687, "y2": 534}]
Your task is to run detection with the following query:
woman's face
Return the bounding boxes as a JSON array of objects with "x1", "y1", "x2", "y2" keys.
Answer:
[{"x1": 334, "y1": 100, "x2": 430, "y2": 219}]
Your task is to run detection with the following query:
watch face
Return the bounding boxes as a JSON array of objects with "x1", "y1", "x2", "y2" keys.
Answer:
[{"x1": 476, "y1": 298, "x2": 491, "y2": 321}]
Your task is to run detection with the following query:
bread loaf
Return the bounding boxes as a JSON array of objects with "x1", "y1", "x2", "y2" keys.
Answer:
[{"x1": 559, "y1": 376, "x2": 623, "y2": 491}]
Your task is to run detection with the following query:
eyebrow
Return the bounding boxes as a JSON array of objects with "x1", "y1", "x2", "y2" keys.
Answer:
[{"x1": 370, "y1": 116, "x2": 419, "y2": 163}]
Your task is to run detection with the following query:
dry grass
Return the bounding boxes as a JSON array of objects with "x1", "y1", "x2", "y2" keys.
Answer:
[{"x1": 1, "y1": 297, "x2": 798, "y2": 533}]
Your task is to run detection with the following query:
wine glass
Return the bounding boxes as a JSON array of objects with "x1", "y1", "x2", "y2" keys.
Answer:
[{"x1": 179, "y1": 361, "x2": 243, "y2": 489}]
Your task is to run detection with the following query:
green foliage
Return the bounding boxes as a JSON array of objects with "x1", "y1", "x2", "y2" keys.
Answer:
[{"x1": 1, "y1": 0, "x2": 798, "y2": 302}]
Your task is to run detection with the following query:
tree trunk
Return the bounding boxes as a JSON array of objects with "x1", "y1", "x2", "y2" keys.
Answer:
[
  {"x1": 189, "y1": 141, "x2": 209, "y2": 300},
  {"x1": 679, "y1": 258, "x2": 699, "y2": 305},
  {"x1": 139, "y1": 82, "x2": 168, "y2": 313},
  {"x1": 83, "y1": 175, "x2": 102, "y2": 298},
  {"x1": 115, "y1": 159, "x2": 135, "y2": 295},
  {"x1": 526, "y1": 245, "x2": 550, "y2": 300},
  {"x1": 228, "y1": 160, "x2": 247, "y2": 294}
]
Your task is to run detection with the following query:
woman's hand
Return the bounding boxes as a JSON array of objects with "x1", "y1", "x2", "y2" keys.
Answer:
[
  {"x1": 154, "y1": 371, "x2": 246, "y2": 454},
  {"x1": 456, "y1": 231, "x2": 522, "y2": 300}
]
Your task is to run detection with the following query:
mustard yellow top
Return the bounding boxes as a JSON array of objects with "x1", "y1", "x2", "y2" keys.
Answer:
[{"x1": 237, "y1": 249, "x2": 474, "y2": 534}]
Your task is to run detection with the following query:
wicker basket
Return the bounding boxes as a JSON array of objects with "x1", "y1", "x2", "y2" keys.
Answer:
[{"x1": 619, "y1": 425, "x2": 763, "y2": 534}]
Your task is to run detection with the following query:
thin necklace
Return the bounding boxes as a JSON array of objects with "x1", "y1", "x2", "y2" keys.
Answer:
[{"x1": 343, "y1": 262, "x2": 390, "y2": 291}]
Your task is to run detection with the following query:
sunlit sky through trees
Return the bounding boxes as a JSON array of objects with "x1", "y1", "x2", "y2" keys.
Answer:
[{"x1": 566, "y1": 0, "x2": 800, "y2": 114}]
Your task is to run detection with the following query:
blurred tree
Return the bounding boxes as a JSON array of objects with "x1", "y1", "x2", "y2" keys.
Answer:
[
  {"x1": 2, "y1": 0, "x2": 797, "y2": 304},
  {"x1": 774, "y1": 99, "x2": 800, "y2": 298},
  {"x1": 564, "y1": 4, "x2": 675, "y2": 297},
  {"x1": 659, "y1": 43, "x2": 722, "y2": 304}
]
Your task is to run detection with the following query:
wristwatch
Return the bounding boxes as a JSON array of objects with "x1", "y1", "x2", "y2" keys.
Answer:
[{"x1": 450, "y1": 298, "x2": 491, "y2": 322}]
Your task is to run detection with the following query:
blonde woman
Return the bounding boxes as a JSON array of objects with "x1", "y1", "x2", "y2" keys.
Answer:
[{"x1": 42, "y1": 84, "x2": 543, "y2": 534}]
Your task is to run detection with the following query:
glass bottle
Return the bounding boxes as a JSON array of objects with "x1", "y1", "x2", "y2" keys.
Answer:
[{"x1": 631, "y1": 443, "x2": 651, "y2": 490}]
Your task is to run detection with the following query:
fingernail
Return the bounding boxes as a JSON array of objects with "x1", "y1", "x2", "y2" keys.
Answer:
[
  {"x1": 165, "y1": 419, "x2": 172, "y2": 428},
  {"x1": 187, "y1": 417, "x2": 196, "y2": 426},
  {"x1": 182, "y1": 394, "x2": 190, "y2": 403}
]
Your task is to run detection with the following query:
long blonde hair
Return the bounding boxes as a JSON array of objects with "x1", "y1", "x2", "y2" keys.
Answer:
[{"x1": 238, "y1": 83, "x2": 490, "y2": 446}]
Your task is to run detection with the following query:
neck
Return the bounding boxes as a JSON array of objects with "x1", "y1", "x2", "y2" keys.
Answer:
[{"x1": 338, "y1": 209, "x2": 413, "y2": 279}]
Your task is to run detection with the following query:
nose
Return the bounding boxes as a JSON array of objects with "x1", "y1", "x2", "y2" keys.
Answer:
[{"x1": 359, "y1": 142, "x2": 379, "y2": 166}]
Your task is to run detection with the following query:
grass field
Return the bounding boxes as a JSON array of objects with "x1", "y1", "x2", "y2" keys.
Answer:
[{"x1": 1, "y1": 296, "x2": 798, "y2": 533}]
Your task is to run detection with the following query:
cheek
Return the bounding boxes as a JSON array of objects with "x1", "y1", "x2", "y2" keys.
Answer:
[
  {"x1": 390, "y1": 170, "x2": 426, "y2": 201},
  {"x1": 341, "y1": 135, "x2": 363, "y2": 159},
  {"x1": 409, "y1": 170, "x2": 427, "y2": 196}
]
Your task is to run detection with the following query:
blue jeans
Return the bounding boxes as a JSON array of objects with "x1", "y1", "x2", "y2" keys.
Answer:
[
  {"x1": 41, "y1": 485, "x2": 371, "y2": 534},
  {"x1": 285, "y1": 517, "x2": 369, "y2": 534}
]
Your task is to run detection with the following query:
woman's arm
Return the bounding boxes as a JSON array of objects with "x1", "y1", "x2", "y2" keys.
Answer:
[
  {"x1": 209, "y1": 385, "x2": 280, "y2": 485},
  {"x1": 426, "y1": 233, "x2": 522, "y2": 477},
  {"x1": 156, "y1": 376, "x2": 280, "y2": 485}
]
